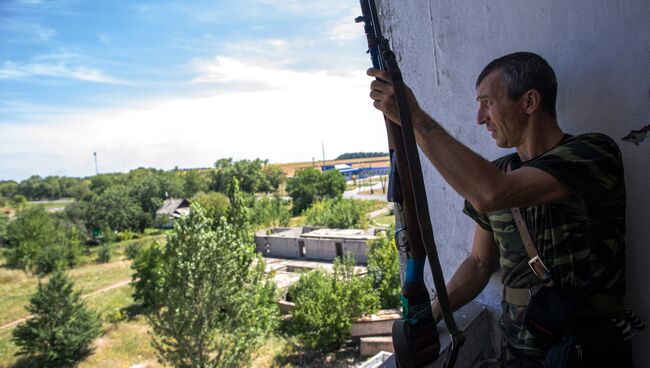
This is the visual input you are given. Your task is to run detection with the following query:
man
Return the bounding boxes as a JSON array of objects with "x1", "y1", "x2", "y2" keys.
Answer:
[{"x1": 368, "y1": 52, "x2": 632, "y2": 367}]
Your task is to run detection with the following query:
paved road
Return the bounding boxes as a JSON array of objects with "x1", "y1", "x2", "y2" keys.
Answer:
[{"x1": 343, "y1": 182, "x2": 388, "y2": 201}]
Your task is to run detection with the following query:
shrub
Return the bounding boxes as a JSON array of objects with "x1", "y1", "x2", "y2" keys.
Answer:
[
  {"x1": 250, "y1": 195, "x2": 291, "y2": 228},
  {"x1": 12, "y1": 271, "x2": 102, "y2": 366},
  {"x1": 117, "y1": 229, "x2": 137, "y2": 241},
  {"x1": 287, "y1": 253, "x2": 380, "y2": 350},
  {"x1": 0, "y1": 213, "x2": 9, "y2": 244},
  {"x1": 367, "y1": 236, "x2": 401, "y2": 309},
  {"x1": 100, "y1": 226, "x2": 117, "y2": 244},
  {"x1": 303, "y1": 198, "x2": 369, "y2": 229},
  {"x1": 124, "y1": 241, "x2": 143, "y2": 260},
  {"x1": 96, "y1": 243, "x2": 112, "y2": 263},
  {"x1": 191, "y1": 191, "x2": 230, "y2": 222}
]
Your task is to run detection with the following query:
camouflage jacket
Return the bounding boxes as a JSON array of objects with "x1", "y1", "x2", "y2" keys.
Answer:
[{"x1": 464, "y1": 133, "x2": 626, "y2": 351}]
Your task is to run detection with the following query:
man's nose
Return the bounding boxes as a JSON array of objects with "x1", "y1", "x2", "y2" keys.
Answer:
[{"x1": 477, "y1": 106, "x2": 487, "y2": 125}]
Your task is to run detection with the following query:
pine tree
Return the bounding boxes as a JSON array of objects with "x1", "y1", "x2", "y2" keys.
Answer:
[
  {"x1": 12, "y1": 271, "x2": 103, "y2": 367},
  {"x1": 149, "y1": 178, "x2": 278, "y2": 368}
]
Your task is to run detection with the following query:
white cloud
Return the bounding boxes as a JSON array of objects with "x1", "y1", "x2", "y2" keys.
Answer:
[
  {"x1": 0, "y1": 61, "x2": 128, "y2": 84},
  {"x1": 327, "y1": 7, "x2": 363, "y2": 42},
  {"x1": 2, "y1": 21, "x2": 57, "y2": 42},
  {"x1": 257, "y1": 0, "x2": 353, "y2": 17},
  {"x1": 97, "y1": 33, "x2": 112, "y2": 46},
  {"x1": 0, "y1": 58, "x2": 387, "y2": 180}
]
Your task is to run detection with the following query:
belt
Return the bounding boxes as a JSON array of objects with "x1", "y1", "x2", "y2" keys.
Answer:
[
  {"x1": 504, "y1": 286, "x2": 540, "y2": 306},
  {"x1": 504, "y1": 286, "x2": 625, "y2": 313}
]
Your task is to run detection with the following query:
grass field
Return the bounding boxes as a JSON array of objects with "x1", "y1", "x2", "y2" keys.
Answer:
[{"x1": 372, "y1": 213, "x2": 396, "y2": 227}]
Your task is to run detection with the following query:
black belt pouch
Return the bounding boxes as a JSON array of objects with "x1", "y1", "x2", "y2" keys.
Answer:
[{"x1": 524, "y1": 287, "x2": 577, "y2": 341}]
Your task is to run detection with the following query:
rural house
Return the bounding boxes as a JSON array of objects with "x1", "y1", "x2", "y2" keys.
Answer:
[{"x1": 155, "y1": 198, "x2": 191, "y2": 228}]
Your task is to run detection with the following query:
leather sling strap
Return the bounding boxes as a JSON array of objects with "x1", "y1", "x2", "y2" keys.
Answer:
[{"x1": 507, "y1": 163, "x2": 554, "y2": 286}]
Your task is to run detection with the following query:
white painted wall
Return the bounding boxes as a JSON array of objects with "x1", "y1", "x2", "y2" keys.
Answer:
[{"x1": 376, "y1": 0, "x2": 650, "y2": 364}]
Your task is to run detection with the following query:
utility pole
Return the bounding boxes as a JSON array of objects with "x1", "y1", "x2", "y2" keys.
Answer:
[
  {"x1": 93, "y1": 152, "x2": 99, "y2": 175},
  {"x1": 369, "y1": 164, "x2": 374, "y2": 194},
  {"x1": 321, "y1": 141, "x2": 326, "y2": 169}
]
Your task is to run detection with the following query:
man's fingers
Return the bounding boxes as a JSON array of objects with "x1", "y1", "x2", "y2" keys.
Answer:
[
  {"x1": 370, "y1": 79, "x2": 390, "y2": 92},
  {"x1": 367, "y1": 68, "x2": 391, "y2": 83}
]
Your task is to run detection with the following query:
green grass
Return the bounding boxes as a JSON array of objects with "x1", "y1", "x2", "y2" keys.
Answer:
[
  {"x1": 372, "y1": 213, "x2": 396, "y2": 227},
  {"x1": 0, "y1": 285, "x2": 138, "y2": 368},
  {"x1": 78, "y1": 235, "x2": 165, "y2": 265},
  {"x1": 86, "y1": 285, "x2": 135, "y2": 323},
  {"x1": 27, "y1": 199, "x2": 74, "y2": 212},
  {"x1": 0, "y1": 259, "x2": 134, "y2": 327}
]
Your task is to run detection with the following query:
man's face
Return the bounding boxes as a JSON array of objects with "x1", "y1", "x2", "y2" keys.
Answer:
[{"x1": 475, "y1": 71, "x2": 527, "y2": 148}]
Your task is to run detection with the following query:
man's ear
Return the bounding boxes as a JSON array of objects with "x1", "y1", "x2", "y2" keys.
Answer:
[{"x1": 522, "y1": 89, "x2": 541, "y2": 115}]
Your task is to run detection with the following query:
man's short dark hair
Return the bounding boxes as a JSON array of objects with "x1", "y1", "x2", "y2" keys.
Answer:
[{"x1": 476, "y1": 52, "x2": 557, "y2": 119}]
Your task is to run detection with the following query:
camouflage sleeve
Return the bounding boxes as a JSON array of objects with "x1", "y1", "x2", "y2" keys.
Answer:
[
  {"x1": 462, "y1": 200, "x2": 492, "y2": 231},
  {"x1": 524, "y1": 133, "x2": 624, "y2": 206}
]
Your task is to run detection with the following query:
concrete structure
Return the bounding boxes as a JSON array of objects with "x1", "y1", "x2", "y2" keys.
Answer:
[
  {"x1": 351, "y1": 310, "x2": 401, "y2": 338},
  {"x1": 374, "y1": 0, "x2": 649, "y2": 366},
  {"x1": 255, "y1": 227, "x2": 380, "y2": 264}
]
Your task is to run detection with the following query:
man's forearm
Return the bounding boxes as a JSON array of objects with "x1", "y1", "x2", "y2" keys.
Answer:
[
  {"x1": 414, "y1": 116, "x2": 505, "y2": 211},
  {"x1": 431, "y1": 256, "x2": 493, "y2": 323}
]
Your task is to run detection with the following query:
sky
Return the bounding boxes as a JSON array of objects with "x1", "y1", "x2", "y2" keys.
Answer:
[{"x1": 0, "y1": 0, "x2": 388, "y2": 181}]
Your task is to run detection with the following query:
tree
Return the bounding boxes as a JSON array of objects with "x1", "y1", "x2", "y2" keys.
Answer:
[
  {"x1": 367, "y1": 235, "x2": 401, "y2": 309},
  {"x1": 286, "y1": 168, "x2": 346, "y2": 215},
  {"x1": 303, "y1": 198, "x2": 369, "y2": 229},
  {"x1": 86, "y1": 185, "x2": 149, "y2": 232},
  {"x1": 318, "y1": 169, "x2": 347, "y2": 198},
  {"x1": 5, "y1": 207, "x2": 81, "y2": 273},
  {"x1": 0, "y1": 180, "x2": 19, "y2": 198},
  {"x1": 12, "y1": 271, "x2": 102, "y2": 367},
  {"x1": 89, "y1": 173, "x2": 127, "y2": 196},
  {"x1": 131, "y1": 241, "x2": 166, "y2": 310},
  {"x1": 335, "y1": 152, "x2": 389, "y2": 160},
  {"x1": 287, "y1": 253, "x2": 379, "y2": 350},
  {"x1": 211, "y1": 158, "x2": 281, "y2": 194},
  {"x1": 191, "y1": 191, "x2": 230, "y2": 223},
  {"x1": 62, "y1": 179, "x2": 91, "y2": 200},
  {"x1": 260, "y1": 164, "x2": 286, "y2": 193},
  {"x1": 149, "y1": 198, "x2": 278, "y2": 367},
  {"x1": 183, "y1": 169, "x2": 210, "y2": 197},
  {"x1": 128, "y1": 168, "x2": 185, "y2": 215}
]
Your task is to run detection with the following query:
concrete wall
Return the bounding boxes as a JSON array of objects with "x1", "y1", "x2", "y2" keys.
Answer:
[
  {"x1": 255, "y1": 231, "x2": 370, "y2": 263},
  {"x1": 300, "y1": 238, "x2": 369, "y2": 264},
  {"x1": 377, "y1": 0, "x2": 649, "y2": 364}
]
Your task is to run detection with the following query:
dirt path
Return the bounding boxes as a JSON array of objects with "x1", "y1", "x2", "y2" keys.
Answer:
[{"x1": 0, "y1": 278, "x2": 132, "y2": 331}]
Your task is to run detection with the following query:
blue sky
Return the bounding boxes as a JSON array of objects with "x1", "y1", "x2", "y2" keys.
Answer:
[{"x1": 0, "y1": 0, "x2": 387, "y2": 181}]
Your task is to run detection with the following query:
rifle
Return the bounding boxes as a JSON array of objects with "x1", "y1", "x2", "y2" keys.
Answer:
[{"x1": 355, "y1": 1, "x2": 465, "y2": 367}]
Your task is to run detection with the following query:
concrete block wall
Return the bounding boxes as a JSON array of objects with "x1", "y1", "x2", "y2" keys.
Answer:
[
  {"x1": 375, "y1": 0, "x2": 650, "y2": 365},
  {"x1": 255, "y1": 229, "x2": 371, "y2": 264}
]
